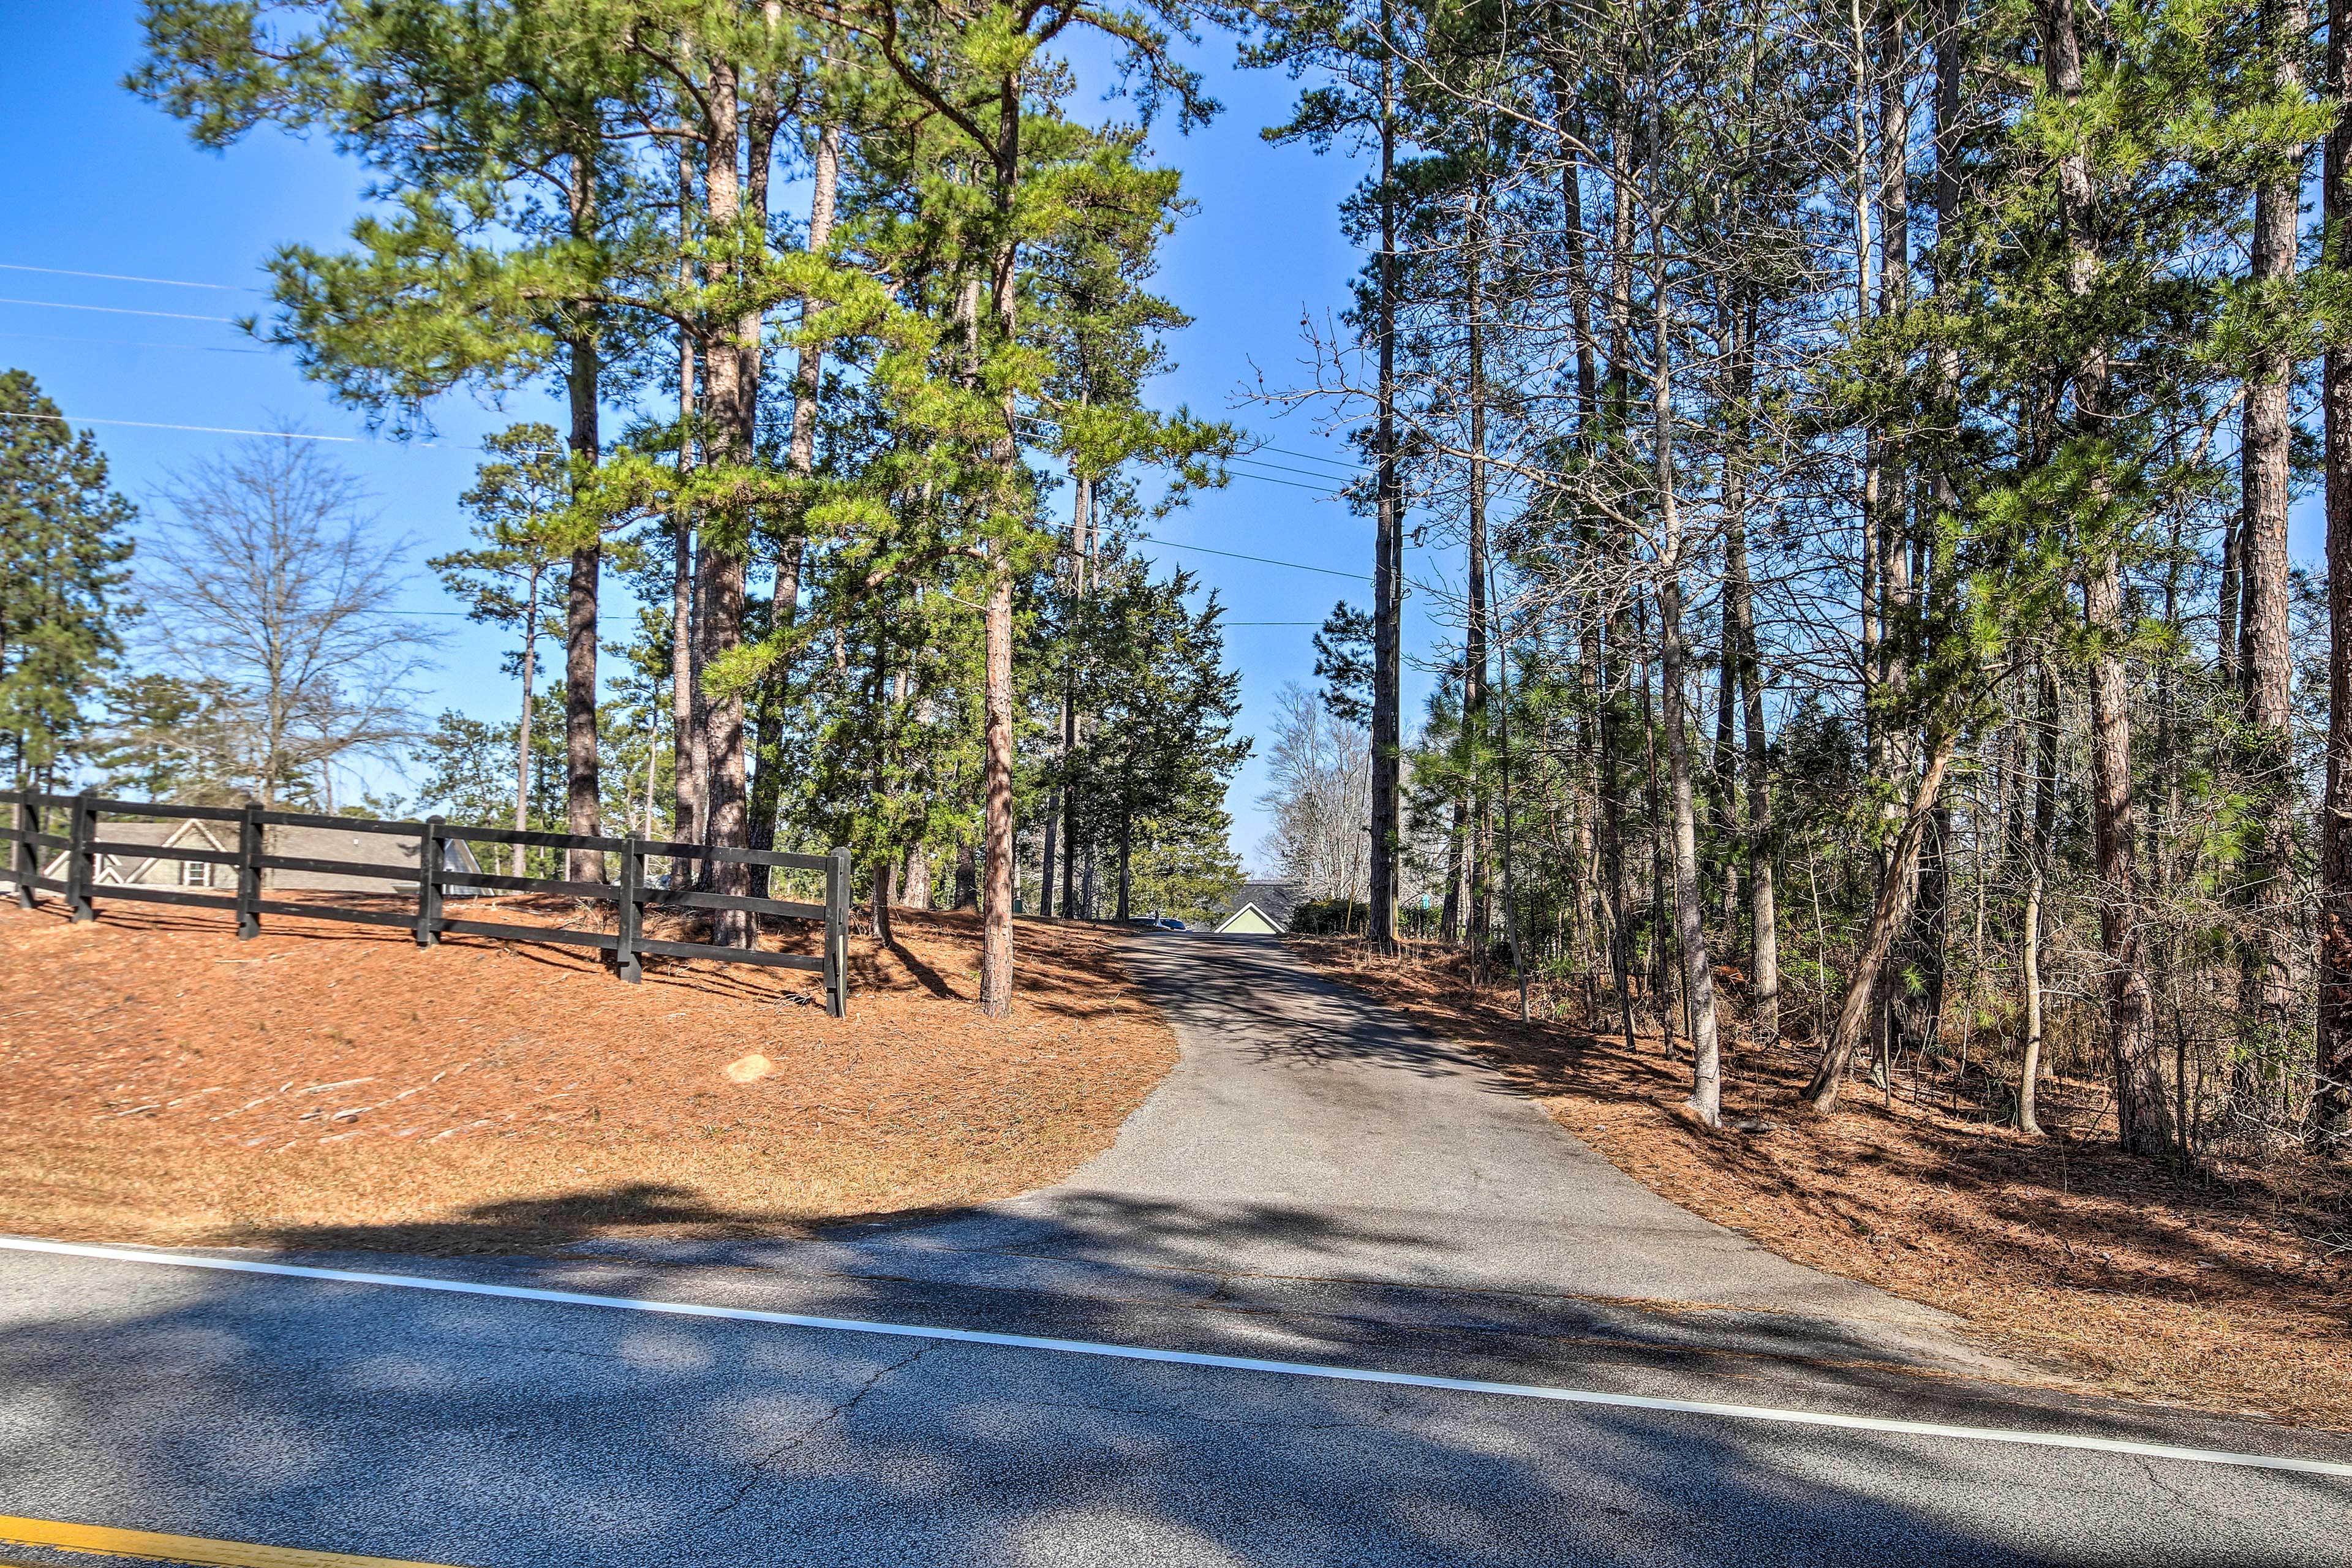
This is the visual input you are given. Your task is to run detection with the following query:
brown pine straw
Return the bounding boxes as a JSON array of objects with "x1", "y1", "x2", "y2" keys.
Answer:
[
  {"x1": 1289, "y1": 936, "x2": 2352, "y2": 1431},
  {"x1": 0, "y1": 900, "x2": 1174, "y2": 1256}
]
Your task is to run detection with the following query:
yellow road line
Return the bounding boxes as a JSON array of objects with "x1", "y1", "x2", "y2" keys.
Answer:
[{"x1": 0, "y1": 1516, "x2": 471, "y2": 1568}]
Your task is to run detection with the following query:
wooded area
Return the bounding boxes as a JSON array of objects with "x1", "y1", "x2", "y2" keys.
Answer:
[{"x1": 1253, "y1": 0, "x2": 2352, "y2": 1169}]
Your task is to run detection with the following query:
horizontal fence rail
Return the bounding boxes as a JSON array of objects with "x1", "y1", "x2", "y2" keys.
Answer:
[{"x1": 0, "y1": 789, "x2": 851, "y2": 1017}]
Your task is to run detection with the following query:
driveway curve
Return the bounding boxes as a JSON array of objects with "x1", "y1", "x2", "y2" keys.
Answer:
[
  {"x1": 840, "y1": 932, "x2": 1996, "y2": 1371},
  {"x1": 1009, "y1": 934, "x2": 1912, "y2": 1308},
  {"x1": 557, "y1": 929, "x2": 2000, "y2": 1377}
]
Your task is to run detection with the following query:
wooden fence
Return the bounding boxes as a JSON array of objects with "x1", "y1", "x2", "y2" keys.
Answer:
[{"x1": 0, "y1": 789, "x2": 852, "y2": 1017}]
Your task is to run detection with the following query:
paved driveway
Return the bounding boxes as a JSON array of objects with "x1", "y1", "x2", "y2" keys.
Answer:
[
  {"x1": 973, "y1": 935, "x2": 1975, "y2": 1335},
  {"x1": 641, "y1": 929, "x2": 1988, "y2": 1377}
]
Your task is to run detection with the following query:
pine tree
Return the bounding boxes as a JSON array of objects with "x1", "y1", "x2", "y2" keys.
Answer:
[
  {"x1": 1063, "y1": 561, "x2": 1250, "y2": 920},
  {"x1": 431, "y1": 424, "x2": 571, "y2": 875},
  {"x1": 135, "y1": 0, "x2": 676, "y2": 873},
  {"x1": 0, "y1": 371, "x2": 135, "y2": 793},
  {"x1": 763, "y1": 6, "x2": 1225, "y2": 1004},
  {"x1": 1246, "y1": 0, "x2": 1413, "y2": 951}
]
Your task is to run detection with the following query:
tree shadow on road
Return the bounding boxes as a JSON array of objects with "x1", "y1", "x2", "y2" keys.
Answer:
[{"x1": 1, "y1": 1236, "x2": 2343, "y2": 1568}]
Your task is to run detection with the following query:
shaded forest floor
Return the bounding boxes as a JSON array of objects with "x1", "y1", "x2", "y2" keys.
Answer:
[
  {"x1": 0, "y1": 899, "x2": 1174, "y2": 1254},
  {"x1": 1291, "y1": 936, "x2": 2352, "y2": 1430}
]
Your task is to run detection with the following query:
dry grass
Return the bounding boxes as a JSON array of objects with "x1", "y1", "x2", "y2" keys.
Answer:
[
  {"x1": 1291, "y1": 937, "x2": 2352, "y2": 1430},
  {"x1": 0, "y1": 898, "x2": 1175, "y2": 1253}
]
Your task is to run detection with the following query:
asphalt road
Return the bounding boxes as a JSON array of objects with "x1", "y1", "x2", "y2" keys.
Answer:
[{"x1": 2, "y1": 932, "x2": 2348, "y2": 1567}]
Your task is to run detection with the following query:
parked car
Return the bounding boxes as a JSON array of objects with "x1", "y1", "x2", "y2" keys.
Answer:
[{"x1": 1156, "y1": 918, "x2": 1186, "y2": 930}]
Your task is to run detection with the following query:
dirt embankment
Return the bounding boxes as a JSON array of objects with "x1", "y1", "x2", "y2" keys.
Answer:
[
  {"x1": 1291, "y1": 937, "x2": 2352, "y2": 1430},
  {"x1": 0, "y1": 899, "x2": 1175, "y2": 1253}
]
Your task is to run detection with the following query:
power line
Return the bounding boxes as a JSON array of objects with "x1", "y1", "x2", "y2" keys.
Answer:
[
  {"x1": 4, "y1": 404, "x2": 1371, "y2": 599},
  {"x1": 0, "y1": 262, "x2": 252, "y2": 292},
  {"x1": 0, "y1": 331, "x2": 266, "y2": 355},
  {"x1": 1223, "y1": 464, "x2": 1346, "y2": 496},
  {"x1": 1011, "y1": 406, "x2": 1366, "y2": 477},
  {"x1": 1135, "y1": 533, "x2": 1371, "y2": 581},
  {"x1": 0, "y1": 409, "x2": 1346, "y2": 480},
  {"x1": 1245, "y1": 441, "x2": 1369, "y2": 475},
  {"x1": 0, "y1": 260, "x2": 1371, "y2": 478},
  {"x1": 1227, "y1": 454, "x2": 1360, "y2": 486},
  {"x1": 0, "y1": 415, "x2": 1373, "y2": 590},
  {"x1": 0, "y1": 296, "x2": 241, "y2": 323},
  {"x1": 0, "y1": 385, "x2": 1370, "y2": 494},
  {"x1": 0, "y1": 413, "x2": 1357, "y2": 519},
  {"x1": 0, "y1": 410, "x2": 453, "y2": 447}
]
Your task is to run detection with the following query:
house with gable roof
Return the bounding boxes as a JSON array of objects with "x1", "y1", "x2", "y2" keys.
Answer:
[{"x1": 1210, "y1": 879, "x2": 1302, "y2": 935}]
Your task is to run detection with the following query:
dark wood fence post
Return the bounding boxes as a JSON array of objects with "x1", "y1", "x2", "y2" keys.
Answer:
[
  {"x1": 10, "y1": 793, "x2": 36, "y2": 911},
  {"x1": 616, "y1": 832, "x2": 643, "y2": 983},
  {"x1": 416, "y1": 815, "x2": 444, "y2": 948},
  {"x1": 63, "y1": 788, "x2": 97, "y2": 923},
  {"x1": 826, "y1": 845, "x2": 851, "y2": 1018},
  {"x1": 235, "y1": 799, "x2": 262, "y2": 940}
]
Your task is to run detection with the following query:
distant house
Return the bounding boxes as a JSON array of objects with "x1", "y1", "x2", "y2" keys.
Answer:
[
  {"x1": 44, "y1": 818, "x2": 481, "y2": 895},
  {"x1": 1212, "y1": 879, "x2": 1302, "y2": 935},
  {"x1": 40, "y1": 818, "x2": 236, "y2": 890},
  {"x1": 263, "y1": 822, "x2": 484, "y2": 893}
]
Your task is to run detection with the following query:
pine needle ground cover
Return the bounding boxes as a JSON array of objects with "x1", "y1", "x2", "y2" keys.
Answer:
[
  {"x1": 1292, "y1": 937, "x2": 2352, "y2": 1431},
  {"x1": 0, "y1": 902, "x2": 1174, "y2": 1254}
]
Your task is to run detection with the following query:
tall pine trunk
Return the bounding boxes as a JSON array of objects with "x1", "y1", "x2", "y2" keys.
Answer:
[
  {"x1": 1637, "y1": 601, "x2": 1672, "y2": 1052},
  {"x1": 1492, "y1": 556, "x2": 1529, "y2": 1021},
  {"x1": 671, "y1": 148, "x2": 701, "y2": 870},
  {"x1": 1463, "y1": 190, "x2": 1491, "y2": 960},
  {"x1": 1652, "y1": 285, "x2": 1721, "y2": 1123},
  {"x1": 1874, "y1": 0, "x2": 1924, "y2": 1070},
  {"x1": 1722, "y1": 303, "x2": 1778, "y2": 1047},
  {"x1": 693, "y1": 59, "x2": 767, "y2": 934},
  {"x1": 772, "y1": 109, "x2": 839, "y2": 710},
  {"x1": 976, "y1": 78, "x2": 1024, "y2": 1018},
  {"x1": 1369, "y1": 12, "x2": 1403, "y2": 952},
  {"x1": 2318, "y1": 0, "x2": 2352, "y2": 1147},
  {"x1": 2236, "y1": 0, "x2": 2308, "y2": 1110},
  {"x1": 1061, "y1": 478, "x2": 1092, "y2": 925},
  {"x1": 1711, "y1": 589, "x2": 1739, "y2": 933},
  {"x1": 1115, "y1": 804, "x2": 1133, "y2": 921},
  {"x1": 562, "y1": 330, "x2": 602, "y2": 881},
  {"x1": 2018, "y1": 663, "x2": 2057, "y2": 1134},
  {"x1": 2044, "y1": 0, "x2": 2173, "y2": 1156},
  {"x1": 1551, "y1": 69, "x2": 1610, "y2": 1012},
  {"x1": 514, "y1": 564, "x2": 539, "y2": 878}
]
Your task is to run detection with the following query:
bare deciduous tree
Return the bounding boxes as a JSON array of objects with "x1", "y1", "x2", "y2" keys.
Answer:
[
  {"x1": 142, "y1": 437, "x2": 435, "y2": 809},
  {"x1": 1259, "y1": 681, "x2": 1374, "y2": 905}
]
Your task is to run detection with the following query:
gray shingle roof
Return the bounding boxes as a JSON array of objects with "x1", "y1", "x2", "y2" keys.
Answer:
[{"x1": 1216, "y1": 880, "x2": 1302, "y2": 927}]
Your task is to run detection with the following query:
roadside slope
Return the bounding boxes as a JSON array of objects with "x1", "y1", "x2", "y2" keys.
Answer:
[{"x1": 0, "y1": 903, "x2": 1175, "y2": 1251}]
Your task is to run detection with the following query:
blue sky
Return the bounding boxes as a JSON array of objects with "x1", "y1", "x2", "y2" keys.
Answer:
[{"x1": 1, "y1": 4, "x2": 1444, "y2": 866}]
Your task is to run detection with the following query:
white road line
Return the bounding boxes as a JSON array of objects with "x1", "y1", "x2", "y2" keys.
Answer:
[{"x1": 4, "y1": 1234, "x2": 2346, "y2": 1480}]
